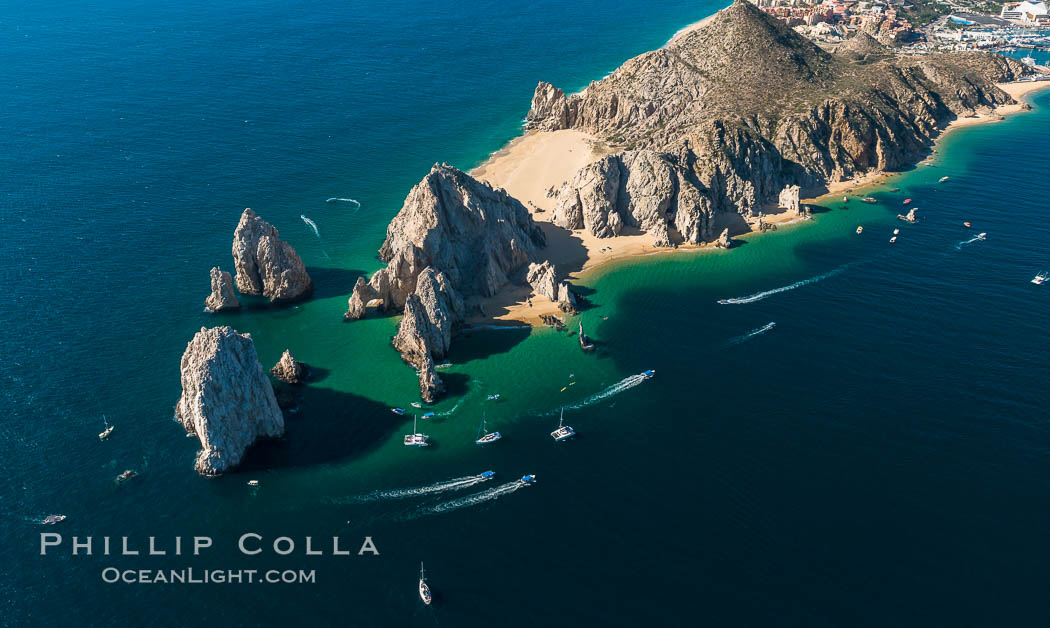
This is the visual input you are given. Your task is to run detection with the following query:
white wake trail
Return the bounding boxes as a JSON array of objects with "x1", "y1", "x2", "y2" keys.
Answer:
[
  {"x1": 729, "y1": 322, "x2": 776, "y2": 345},
  {"x1": 300, "y1": 214, "x2": 320, "y2": 238},
  {"x1": 550, "y1": 374, "x2": 648, "y2": 414},
  {"x1": 718, "y1": 264, "x2": 851, "y2": 305},
  {"x1": 326, "y1": 197, "x2": 361, "y2": 207},
  {"x1": 955, "y1": 234, "x2": 986, "y2": 250},
  {"x1": 335, "y1": 474, "x2": 492, "y2": 504},
  {"x1": 418, "y1": 481, "x2": 525, "y2": 516}
]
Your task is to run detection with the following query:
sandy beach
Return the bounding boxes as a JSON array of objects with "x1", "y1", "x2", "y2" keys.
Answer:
[{"x1": 466, "y1": 70, "x2": 1050, "y2": 327}]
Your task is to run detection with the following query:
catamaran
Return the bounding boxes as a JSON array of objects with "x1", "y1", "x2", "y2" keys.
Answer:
[
  {"x1": 98, "y1": 416, "x2": 114, "y2": 440},
  {"x1": 475, "y1": 413, "x2": 501, "y2": 445},
  {"x1": 551, "y1": 408, "x2": 576, "y2": 441},
  {"x1": 403, "y1": 415, "x2": 429, "y2": 447},
  {"x1": 419, "y1": 562, "x2": 432, "y2": 605},
  {"x1": 1032, "y1": 272, "x2": 1048, "y2": 285}
]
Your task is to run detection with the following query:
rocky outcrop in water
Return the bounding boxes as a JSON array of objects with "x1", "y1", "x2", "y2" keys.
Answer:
[
  {"x1": 557, "y1": 282, "x2": 578, "y2": 314},
  {"x1": 526, "y1": 1, "x2": 1031, "y2": 228},
  {"x1": 346, "y1": 164, "x2": 546, "y2": 399},
  {"x1": 270, "y1": 349, "x2": 308, "y2": 384},
  {"x1": 778, "y1": 185, "x2": 801, "y2": 216},
  {"x1": 232, "y1": 208, "x2": 312, "y2": 302},
  {"x1": 175, "y1": 326, "x2": 284, "y2": 476},
  {"x1": 526, "y1": 261, "x2": 558, "y2": 302},
  {"x1": 204, "y1": 267, "x2": 241, "y2": 313},
  {"x1": 550, "y1": 150, "x2": 713, "y2": 246},
  {"x1": 716, "y1": 228, "x2": 731, "y2": 249}
]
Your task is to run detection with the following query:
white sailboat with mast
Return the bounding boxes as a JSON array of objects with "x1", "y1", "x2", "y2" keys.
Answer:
[
  {"x1": 550, "y1": 408, "x2": 575, "y2": 441},
  {"x1": 474, "y1": 412, "x2": 501, "y2": 444},
  {"x1": 403, "y1": 414, "x2": 429, "y2": 447},
  {"x1": 418, "y1": 562, "x2": 432, "y2": 605}
]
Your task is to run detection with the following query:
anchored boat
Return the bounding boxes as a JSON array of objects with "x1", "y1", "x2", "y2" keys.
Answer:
[
  {"x1": 475, "y1": 413, "x2": 502, "y2": 445},
  {"x1": 391, "y1": 407, "x2": 405, "y2": 416},
  {"x1": 403, "y1": 415, "x2": 429, "y2": 447},
  {"x1": 98, "y1": 416, "x2": 114, "y2": 440},
  {"x1": 551, "y1": 408, "x2": 576, "y2": 441},
  {"x1": 1032, "y1": 272, "x2": 1048, "y2": 285},
  {"x1": 419, "y1": 562, "x2": 432, "y2": 605}
]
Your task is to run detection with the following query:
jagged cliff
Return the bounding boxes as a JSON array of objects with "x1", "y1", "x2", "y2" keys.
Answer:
[
  {"x1": 529, "y1": 0, "x2": 1030, "y2": 224},
  {"x1": 175, "y1": 327, "x2": 284, "y2": 476},
  {"x1": 346, "y1": 164, "x2": 545, "y2": 400},
  {"x1": 232, "y1": 208, "x2": 312, "y2": 302}
]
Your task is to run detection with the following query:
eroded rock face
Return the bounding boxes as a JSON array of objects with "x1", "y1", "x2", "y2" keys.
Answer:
[
  {"x1": 204, "y1": 267, "x2": 240, "y2": 313},
  {"x1": 345, "y1": 165, "x2": 545, "y2": 401},
  {"x1": 232, "y1": 208, "x2": 312, "y2": 302},
  {"x1": 551, "y1": 150, "x2": 714, "y2": 246},
  {"x1": 778, "y1": 185, "x2": 801, "y2": 215},
  {"x1": 716, "y1": 228, "x2": 732, "y2": 249},
  {"x1": 557, "y1": 281, "x2": 578, "y2": 314},
  {"x1": 175, "y1": 327, "x2": 284, "y2": 476},
  {"x1": 270, "y1": 349, "x2": 307, "y2": 385},
  {"x1": 526, "y1": 0, "x2": 1030, "y2": 223},
  {"x1": 527, "y1": 261, "x2": 558, "y2": 302}
]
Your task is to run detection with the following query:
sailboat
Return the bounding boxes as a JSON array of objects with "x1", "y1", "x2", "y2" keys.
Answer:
[
  {"x1": 403, "y1": 415, "x2": 429, "y2": 447},
  {"x1": 551, "y1": 408, "x2": 575, "y2": 441},
  {"x1": 98, "y1": 416, "x2": 114, "y2": 440},
  {"x1": 475, "y1": 413, "x2": 501, "y2": 445},
  {"x1": 418, "y1": 562, "x2": 432, "y2": 605}
]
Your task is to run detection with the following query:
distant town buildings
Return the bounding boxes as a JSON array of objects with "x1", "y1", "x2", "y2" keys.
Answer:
[
  {"x1": 1000, "y1": 1, "x2": 1050, "y2": 24},
  {"x1": 749, "y1": 0, "x2": 914, "y2": 43}
]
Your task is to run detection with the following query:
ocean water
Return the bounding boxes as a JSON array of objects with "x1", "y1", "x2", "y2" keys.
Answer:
[{"x1": 4, "y1": 1, "x2": 1050, "y2": 625}]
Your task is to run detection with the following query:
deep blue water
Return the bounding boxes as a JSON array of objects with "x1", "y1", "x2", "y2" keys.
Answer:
[{"x1": 4, "y1": 1, "x2": 1050, "y2": 626}]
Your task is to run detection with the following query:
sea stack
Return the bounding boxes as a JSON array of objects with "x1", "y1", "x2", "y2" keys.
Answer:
[
  {"x1": 270, "y1": 349, "x2": 308, "y2": 384},
  {"x1": 778, "y1": 185, "x2": 801, "y2": 216},
  {"x1": 175, "y1": 326, "x2": 285, "y2": 476},
  {"x1": 204, "y1": 267, "x2": 241, "y2": 313},
  {"x1": 526, "y1": 261, "x2": 558, "y2": 302},
  {"x1": 345, "y1": 164, "x2": 546, "y2": 400},
  {"x1": 716, "y1": 228, "x2": 732, "y2": 249},
  {"x1": 232, "y1": 208, "x2": 312, "y2": 302}
]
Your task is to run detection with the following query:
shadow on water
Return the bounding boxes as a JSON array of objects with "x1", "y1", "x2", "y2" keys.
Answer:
[
  {"x1": 450, "y1": 326, "x2": 530, "y2": 363},
  {"x1": 308, "y1": 267, "x2": 366, "y2": 299},
  {"x1": 237, "y1": 384, "x2": 398, "y2": 472}
]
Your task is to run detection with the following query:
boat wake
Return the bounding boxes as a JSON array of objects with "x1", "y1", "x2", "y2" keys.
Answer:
[
  {"x1": 552, "y1": 374, "x2": 648, "y2": 414},
  {"x1": 729, "y1": 322, "x2": 776, "y2": 345},
  {"x1": 717, "y1": 264, "x2": 851, "y2": 305},
  {"x1": 300, "y1": 214, "x2": 320, "y2": 238},
  {"x1": 336, "y1": 473, "x2": 493, "y2": 504},
  {"x1": 955, "y1": 233, "x2": 987, "y2": 250},
  {"x1": 415, "y1": 481, "x2": 525, "y2": 517},
  {"x1": 325, "y1": 197, "x2": 361, "y2": 208}
]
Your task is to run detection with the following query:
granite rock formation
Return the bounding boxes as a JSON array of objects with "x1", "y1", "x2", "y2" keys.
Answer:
[
  {"x1": 526, "y1": 261, "x2": 558, "y2": 302},
  {"x1": 175, "y1": 326, "x2": 284, "y2": 476},
  {"x1": 527, "y1": 0, "x2": 1030, "y2": 228},
  {"x1": 778, "y1": 185, "x2": 801, "y2": 216},
  {"x1": 716, "y1": 228, "x2": 731, "y2": 249},
  {"x1": 550, "y1": 150, "x2": 713, "y2": 246},
  {"x1": 232, "y1": 208, "x2": 312, "y2": 302},
  {"x1": 557, "y1": 281, "x2": 578, "y2": 314},
  {"x1": 204, "y1": 267, "x2": 240, "y2": 313},
  {"x1": 346, "y1": 164, "x2": 546, "y2": 399},
  {"x1": 270, "y1": 349, "x2": 308, "y2": 384}
]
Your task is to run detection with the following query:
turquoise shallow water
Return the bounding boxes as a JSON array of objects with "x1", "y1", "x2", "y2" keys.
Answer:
[{"x1": 4, "y1": 2, "x2": 1050, "y2": 625}]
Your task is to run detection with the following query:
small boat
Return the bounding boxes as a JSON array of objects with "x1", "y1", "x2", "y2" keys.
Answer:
[
  {"x1": 410, "y1": 402, "x2": 422, "y2": 408},
  {"x1": 42, "y1": 515, "x2": 66, "y2": 525},
  {"x1": 861, "y1": 197, "x2": 877, "y2": 204},
  {"x1": 519, "y1": 474, "x2": 537, "y2": 485},
  {"x1": 939, "y1": 176, "x2": 950, "y2": 183},
  {"x1": 1031, "y1": 272, "x2": 1048, "y2": 285},
  {"x1": 419, "y1": 562, "x2": 432, "y2": 606},
  {"x1": 421, "y1": 412, "x2": 436, "y2": 420},
  {"x1": 480, "y1": 470, "x2": 496, "y2": 480},
  {"x1": 116, "y1": 469, "x2": 136, "y2": 484},
  {"x1": 475, "y1": 413, "x2": 501, "y2": 445},
  {"x1": 559, "y1": 386, "x2": 567, "y2": 392},
  {"x1": 856, "y1": 226, "x2": 863, "y2": 234},
  {"x1": 889, "y1": 187, "x2": 900, "y2": 192},
  {"x1": 551, "y1": 408, "x2": 576, "y2": 441},
  {"x1": 963, "y1": 221, "x2": 972, "y2": 228},
  {"x1": 641, "y1": 369, "x2": 656, "y2": 379},
  {"x1": 889, "y1": 236, "x2": 898, "y2": 243},
  {"x1": 434, "y1": 361, "x2": 452, "y2": 370},
  {"x1": 761, "y1": 322, "x2": 777, "y2": 332},
  {"x1": 842, "y1": 196, "x2": 848, "y2": 202},
  {"x1": 98, "y1": 416, "x2": 114, "y2": 441},
  {"x1": 977, "y1": 232, "x2": 987, "y2": 240},
  {"x1": 893, "y1": 228, "x2": 900, "y2": 235},
  {"x1": 903, "y1": 198, "x2": 912, "y2": 205},
  {"x1": 403, "y1": 415, "x2": 429, "y2": 447},
  {"x1": 486, "y1": 393, "x2": 500, "y2": 401},
  {"x1": 247, "y1": 480, "x2": 260, "y2": 487},
  {"x1": 391, "y1": 407, "x2": 406, "y2": 416}
]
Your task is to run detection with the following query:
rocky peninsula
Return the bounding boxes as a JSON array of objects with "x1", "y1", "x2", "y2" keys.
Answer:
[
  {"x1": 175, "y1": 326, "x2": 284, "y2": 475},
  {"x1": 347, "y1": 0, "x2": 1041, "y2": 399}
]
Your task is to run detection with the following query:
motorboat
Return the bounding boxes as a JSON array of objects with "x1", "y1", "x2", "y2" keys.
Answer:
[
  {"x1": 391, "y1": 407, "x2": 406, "y2": 416},
  {"x1": 42, "y1": 515, "x2": 66, "y2": 525},
  {"x1": 861, "y1": 197, "x2": 877, "y2": 203},
  {"x1": 486, "y1": 394, "x2": 500, "y2": 401},
  {"x1": 247, "y1": 480, "x2": 260, "y2": 487},
  {"x1": 519, "y1": 474, "x2": 537, "y2": 485},
  {"x1": 977, "y1": 232, "x2": 987, "y2": 240},
  {"x1": 551, "y1": 409, "x2": 575, "y2": 441},
  {"x1": 889, "y1": 236, "x2": 898, "y2": 243},
  {"x1": 939, "y1": 176, "x2": 950, "y2": 183},
  {"x1": 419, "y1": 563, "x2": 432, "y2": 606},
  {"x1": 1032, "y1": 272, "x2": 1047, "y2": 285},
  {"x1": 893, "y1": 228, "x2": 900, "y2": 235},
  {"x1": 116, "y1": 469, "x2": 136, "y2": 484},
  {"x1": 410, "y1": 402, "x2": 422, "y2": 408},
  {"x1": 963, "y1": 221, "x2": 972, "y2": 228},
  {"x1": 903, "y1": 198, "x2": 912, "y2": 204},
  {"x1": 641, "y1": 369, "x2": 656, "y2": 379},
  {"x1": 480, "y1": 470, "x2": 495, "y2": 480},
  {"x1": 421, "y1": 412, "x2": 436, "y2": 420},
  {"x1": 856, "y1": 226, "x2": 863, "y2": 234}
]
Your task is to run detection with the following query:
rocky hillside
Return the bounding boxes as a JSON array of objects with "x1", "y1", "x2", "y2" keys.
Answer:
[
  {"x1": 528, "y1": 0, "x2": 1030, "y2": 221},
  {"x1": 346, "y1": 164, "x2": 546, "y2": 400}
]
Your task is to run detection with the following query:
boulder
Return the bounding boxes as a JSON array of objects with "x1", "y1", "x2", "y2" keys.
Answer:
[{"x1": 270, "y1": 349, "x2": 307, "y2": 384}]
